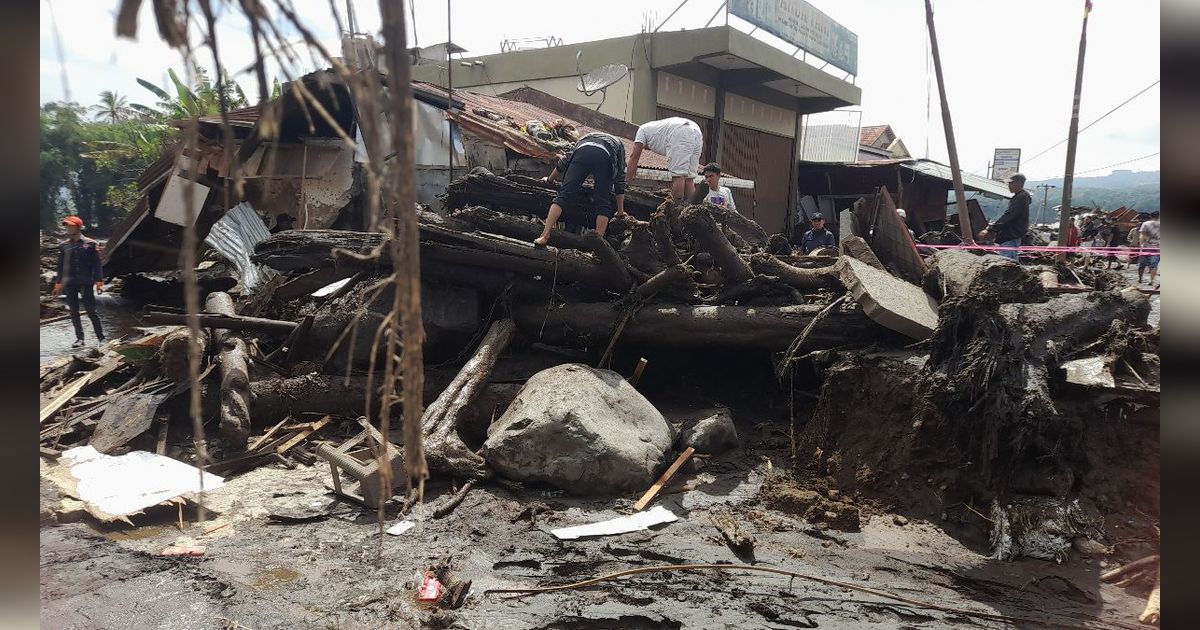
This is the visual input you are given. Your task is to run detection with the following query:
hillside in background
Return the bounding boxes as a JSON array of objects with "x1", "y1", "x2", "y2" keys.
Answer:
[{"x1": 972, "y1": 169, "x2": 1160, "y2": 221}]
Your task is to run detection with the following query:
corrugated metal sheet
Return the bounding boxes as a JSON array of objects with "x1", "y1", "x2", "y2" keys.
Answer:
[
  {"x1": 198, "y1": 105, "x2": 264, "y2": 128},
  {"x1": 203, "y1": 202, "x2": 276, "y2": 292},
  {"x1": 413, "y1": 81, "x2": 671, "y2": 171},
  {"x1": 899, "y1": 161, "x2": 1013, "y2": 199}
]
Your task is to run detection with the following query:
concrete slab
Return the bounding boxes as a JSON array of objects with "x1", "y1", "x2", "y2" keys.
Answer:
[{"x1": 837, "y1": 256, "x2": 939, "y2": 340}]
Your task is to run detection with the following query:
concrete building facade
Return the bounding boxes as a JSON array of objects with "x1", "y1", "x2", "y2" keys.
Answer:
[{"x1": 412, "y1": 26, "x2": 861, "y2": 236}]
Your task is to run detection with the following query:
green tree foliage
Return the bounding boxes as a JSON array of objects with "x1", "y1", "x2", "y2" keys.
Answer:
[
  {"x1": 89, "y1": 90, "x2": 138, "y2": 123},
  {"x1": 40, "y1": 97, "x2": 172, "y2": 233},
  {"x1": 137, "y1": 66, "x2": 250, "y2": 120}
]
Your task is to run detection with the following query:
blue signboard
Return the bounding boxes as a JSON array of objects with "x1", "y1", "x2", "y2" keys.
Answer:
[{"x1": 730, "y1": 0, "x2": 859, "y2": 76}]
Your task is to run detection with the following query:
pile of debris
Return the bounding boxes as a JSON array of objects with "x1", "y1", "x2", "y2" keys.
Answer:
[{"x1": 39, "y1": 171, "x2": 1157, "y2": 601}]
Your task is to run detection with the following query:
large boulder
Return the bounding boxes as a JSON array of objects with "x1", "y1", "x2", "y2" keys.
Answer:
[{"x1": 481, "y1": 364, "x2": 673, "y2": 495}]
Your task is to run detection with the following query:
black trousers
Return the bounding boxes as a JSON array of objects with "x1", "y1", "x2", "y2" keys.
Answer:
[
  {"x1": 553, "y1": 145, "x2": 616, "y2": 220},
  {"x1": 65, "y1": 284, "x2": 104, "y2": 340}
]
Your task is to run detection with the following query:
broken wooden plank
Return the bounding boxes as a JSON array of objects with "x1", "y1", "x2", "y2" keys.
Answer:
[
  {"x1": 248, "y1": 417, "x2": 291, "y2": 452},
  {"x1": 275, "y1": 416, "x2": 332, "y2": 455},
  {"x1": 40, "y1": 375, "x2": 91, "y2": 424},
  {"x1": 633, "y1": 447, "x2": 695, "y2": 511}
]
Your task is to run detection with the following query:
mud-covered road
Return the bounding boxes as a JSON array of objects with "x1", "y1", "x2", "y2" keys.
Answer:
[{"x1": 41, "y1": 417, "x2": 1152, "y2": 630}]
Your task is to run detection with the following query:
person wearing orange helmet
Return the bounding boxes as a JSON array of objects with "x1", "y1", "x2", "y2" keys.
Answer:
[{"x1": 51, "y1": 216, "x2": 106, "y2": 347}]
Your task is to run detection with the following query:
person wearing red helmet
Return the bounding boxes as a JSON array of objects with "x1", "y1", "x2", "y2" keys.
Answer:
[{"x1": 51, "y1": 216, "x2": 106, "y2": 347}]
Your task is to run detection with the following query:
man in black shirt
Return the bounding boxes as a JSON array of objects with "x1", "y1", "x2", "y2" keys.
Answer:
[
  {"x1": 979, "y1": 173, "x2": 1030, "y2": 262},
  {"x1": 534, "y1": 132, "x2": 627, "y2": 246},
  {"x1": 51, "y1": 216, "x2": 105, "y2": 347}
]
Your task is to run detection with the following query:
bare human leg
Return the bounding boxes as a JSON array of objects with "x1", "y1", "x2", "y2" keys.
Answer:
[
  {"x1": 683, "y1": 176, "x2": 696, "y2": 203},
  {"x1": 595, "y1": 215, "x2": 610, "y2": 238},
  {"x1": 669, "y1": 176, "x2": 686, "y2": 202},
  {"x1": 534, "y1": 203, "x2": 564, "y2": 247}
]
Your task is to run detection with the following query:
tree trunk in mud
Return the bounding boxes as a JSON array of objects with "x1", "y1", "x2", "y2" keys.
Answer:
[
  {"x1": 206, "y1": 292, "x2": 251, "y2": 448},
  {"x1": 625, "y1": 223, "x2": 666, "y2": 276},
  {"x1": 709, "y1": 204, "x2": 768, "y2": 248},
  {"x1": 512, "y1": 301, "x2": 879, "y2": 350},
  {"x1": 923, "y1": 249, "x2": 1046, "y2": 302},
  {"x1": 680, "y1": 205, "x2": 754, "y2": 284},
  {"x1": 421, "y1": 318, "x2": 516, "y2": 480},
  {"x1": 748, "y1": 254, "x2": 840, "y2": 291},
  {"x1": 160, "y1": 327, "x2": 209, "y2": 383},
  {"x1": 249, "y1": 374, "x2": 376, "y2": 422},
  {"x1": 450, "y1": 205, "x2": 589, "y2": 251},
  {"x1": 920, "y1": 286, "x2": 1151, "y2": 491}
]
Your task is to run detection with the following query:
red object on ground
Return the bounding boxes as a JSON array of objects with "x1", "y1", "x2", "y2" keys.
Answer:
[{"x1": 418, "y1": 571, "x2": 442, "y2": 601}]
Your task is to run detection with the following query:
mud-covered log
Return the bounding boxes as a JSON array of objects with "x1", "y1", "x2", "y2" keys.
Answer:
[
  {"x1": 633, "y1": 265, "x2": 696, "y2": 302},
  {"x1": 422, "y1": 319, "x2": 517, "y2": 480},
  {"x1": 749, "y1": 253, "x2": 840, "y2": 291},
  {"x1": 257, "y1": 227, "x2": 612, "y2": 287},
  {"x1": 142, "y1": 311, "x2": 299, "y2": 335},
  {"x1": 681, "y1": 205, "x2": 753, "y2": 283},
  {"x1": 206, "y1": 292, "x2": 250, "y2": 447},
  {"x1": 451, "y1": 205, "x2": 589, "y2": 250},
  {"x1": 917, "y1": 287, "x2": 1151, "y2": 493},
  {"x1": 626, "y1": 223, "x2": 666, "y2": 276},
  {"x1": 249, "y1": 374, "x2": 376, "y2": 422},
  {"x1": 652, "y1": 210, "x2": 680, "y2": 266},
  {"x1": 513, "y1": 300, "x2": 880, "y2": 350},
  {"x1": 766, "y1": 234, "x2": 791, "y2": 255},
  {"x1": 924, "y1": 249, "x2": 1046, "y2": 302},
  {"x1": 160, "y1": 327, "x2": 209, "y2": 382},
  {"x1": 586, "y1": 232, "x2": 634, "y2": 293},
  {"x1": 709, "y1": 204, "x2": 768, "y2": 248}
]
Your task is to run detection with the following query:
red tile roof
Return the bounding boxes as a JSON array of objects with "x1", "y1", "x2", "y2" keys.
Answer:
[{"x1": 859, "y1": 125, "x2": 892, "y2": 147}]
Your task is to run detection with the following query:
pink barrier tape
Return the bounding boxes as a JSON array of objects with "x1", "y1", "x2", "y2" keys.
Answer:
[{"x1": 914, "y1": 243, "x2": 1161, "y2": 256}]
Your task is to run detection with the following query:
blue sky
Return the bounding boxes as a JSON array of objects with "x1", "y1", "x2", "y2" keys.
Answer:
[{"x1": 41, "y1": 0, "x2": 1159, "y2": 180}]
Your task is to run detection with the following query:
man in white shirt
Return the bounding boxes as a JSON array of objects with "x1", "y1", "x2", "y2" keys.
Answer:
[
  {"x1": 698, "y1": 162, "x2": 737, "y2": 212},
  {"x1": 1137, "y1": 210, "x2": 1160, "y2": 286},
  {"x1": 627, "y1": 117, "x2": 704, "y2": 203}
]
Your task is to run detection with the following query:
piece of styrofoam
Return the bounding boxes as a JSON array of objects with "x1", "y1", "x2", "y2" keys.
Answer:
[
  {"x1": 61, "y1": 446, "x2": 224, "y2": 517},
  {"x1": 550, "y1": 505, "x2": 678, "y2": 540}
]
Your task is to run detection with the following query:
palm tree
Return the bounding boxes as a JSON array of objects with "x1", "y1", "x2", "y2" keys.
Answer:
[
  {"x1": 90, "y1": 90, "x2": 137, "y2": 123},
  {"x1": 137, "y1": 66, "x2": 251, "y2": 120}
]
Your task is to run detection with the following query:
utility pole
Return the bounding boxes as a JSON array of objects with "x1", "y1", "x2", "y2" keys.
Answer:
[
  {"x1": 446, "y1": 0, "x2": 454, "y2": 187},
  {"x1": 924, "y1": 0, "x2": 974, "y2": 245},
  {"x1": 1036, "y1": 184, "x2": 1057, "y2": 225},
  {"x1": 1058, "y1": 0, "x2": 1092, "y2": 258}
]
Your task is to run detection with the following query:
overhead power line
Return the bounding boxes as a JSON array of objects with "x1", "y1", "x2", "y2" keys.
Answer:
[
  {"x1": 1031, "y1": 151, "x2": 1159, "y2": 181},
  {"x1": 1022, "y1": 79, "x2": 1160, "y2": 167}
]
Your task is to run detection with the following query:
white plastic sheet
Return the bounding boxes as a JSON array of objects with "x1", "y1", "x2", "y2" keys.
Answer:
[{"x1": 61, "y1": 446, "x2": 225, "y2": 517}]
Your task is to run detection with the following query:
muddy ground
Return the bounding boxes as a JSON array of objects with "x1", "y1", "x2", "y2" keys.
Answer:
[{"x1": 41, "y1": 404, "x2": 1153, "y2": 630}]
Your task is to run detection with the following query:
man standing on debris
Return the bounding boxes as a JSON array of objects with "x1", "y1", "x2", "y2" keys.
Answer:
[
  {"x1": 800, "y1": 213, "x2": 836, "y2": 255},
  {"x1": 534, "y1": 131, "x2": 627, "y2": 247},
  {"x1": 51, "y1": 216, "x2": 106, "y2": 347},
  {"x1": 978, "y1": 173, "x2": 1030, "y2": 262},
  {"x1": 695, "y1": 162, "x2": 737, "y2": 212},
  {"x1": 1137, "y1": 211, "x2": 1160, "y2": 286},
  {"x1": 627, "y1": 117, "x2": 703, "y2": 202}
]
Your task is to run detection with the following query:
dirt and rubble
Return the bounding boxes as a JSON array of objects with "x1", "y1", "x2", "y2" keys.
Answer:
[{"x1": 40, "y1": 173, "x2": 1159, "y2": 628}]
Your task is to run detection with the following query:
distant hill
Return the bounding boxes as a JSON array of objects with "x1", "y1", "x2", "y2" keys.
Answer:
[{"x1": 973, "y1": 169, "x2": 1159, "y2": 221}]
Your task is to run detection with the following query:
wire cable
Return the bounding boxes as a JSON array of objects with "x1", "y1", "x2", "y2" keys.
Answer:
[{"x1": 1021, "y1": 79, "x2": 1159, "y2": 168}]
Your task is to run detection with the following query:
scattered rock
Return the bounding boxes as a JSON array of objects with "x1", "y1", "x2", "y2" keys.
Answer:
[
  {"x1": 1073, "y1": 537, "x2": 1109, "y2": 557},
  {"x1": 482, "y1": 364, "x2": 673, "y2": 495},
  {"x1": 893, "y1": 515, "x2": 909, "y2": 526},
  {"x1": 675, "y1": 406, "x2": 738, "y2": 454}
]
